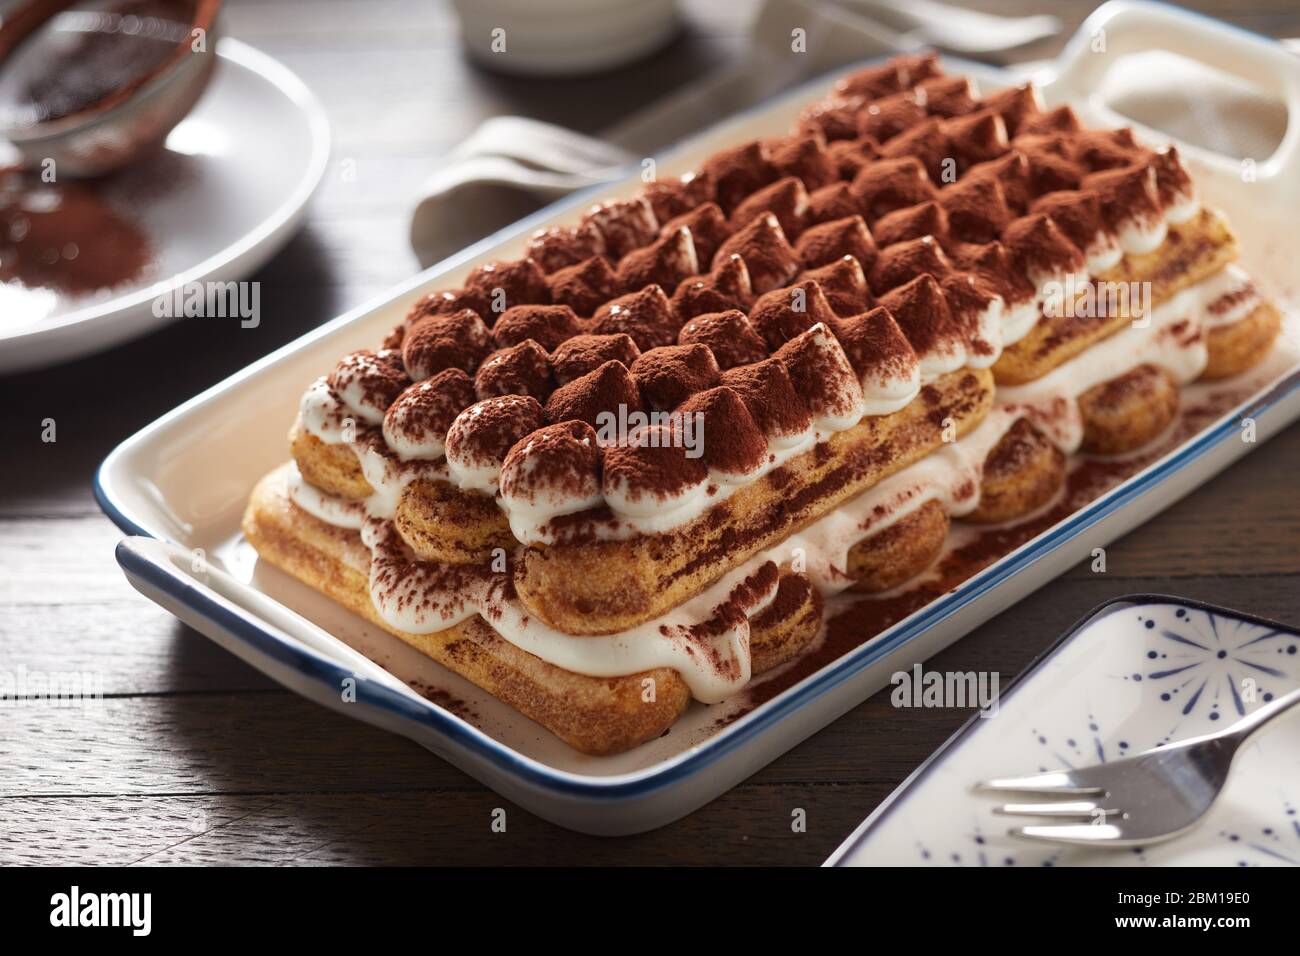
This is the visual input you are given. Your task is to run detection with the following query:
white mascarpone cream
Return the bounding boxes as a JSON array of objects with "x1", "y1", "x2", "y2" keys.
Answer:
[
  {"x1": 999, "y1": 297, "x2": 1042, "y2": 347},
  {"x1": 860, "y1": 355, "x2": 921, "y2": 417},
  {"x1": 1199, "y1": 264, "x2": 1262, "y2": 329},
  {"x1": 957, "y1": 267, "x2": 1235, "y2": 460}
]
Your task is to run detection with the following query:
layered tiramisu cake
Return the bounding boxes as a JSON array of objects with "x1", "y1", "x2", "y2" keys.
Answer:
[{"x1": 243, "y1": 54, "x2": 1282, "y2": 754}]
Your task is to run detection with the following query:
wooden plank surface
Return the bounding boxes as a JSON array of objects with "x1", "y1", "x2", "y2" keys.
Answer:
[{"x1": 1, "y1": 0, "x2": 1298, "y2": 866}]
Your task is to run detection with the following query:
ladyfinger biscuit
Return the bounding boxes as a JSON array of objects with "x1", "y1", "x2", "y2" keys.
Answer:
[
  {"x1": 1078, "y1": 364, "x2": 1180, "y2": 455},
  {"x1": 965, "y1": 418, "x2": 1065, "y2": 524},
  {"x1": 292, "y1": 425, "x2": 371, "y2": 500},
  {"x1": 846, "y1": 498, "x2": 949, "y2": 593},
  {"x1": 1202, "y1": 300, "x2": 1283, "y2": 381},
  {"x1": 991, "y1": 208, "x2": 1238, "y2": 386}
]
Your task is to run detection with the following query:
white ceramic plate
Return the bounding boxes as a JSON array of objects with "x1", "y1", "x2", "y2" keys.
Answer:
[
  {"x1": 825, "y1": 595, "x2": 1300, "y2": 866},
  {"x1": 0, "y1": 39, "x2": 330, "y2": 375},
  {"x1": 96, "y1": 2, "x2": 1300, "y2": 835}
]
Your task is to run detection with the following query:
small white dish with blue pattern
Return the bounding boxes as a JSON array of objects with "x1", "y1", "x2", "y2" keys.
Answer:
[{"x1": 827, "y1": 596, "x2": 1300, "y2": 867}]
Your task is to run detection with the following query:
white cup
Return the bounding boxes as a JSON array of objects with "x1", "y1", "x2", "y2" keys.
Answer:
[{"x1": 451, "y1": 0, "x2": 680, "y2": 76}]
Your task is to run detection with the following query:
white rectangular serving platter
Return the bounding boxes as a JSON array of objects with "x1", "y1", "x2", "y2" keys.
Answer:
[{"x1": 98, "y1": 2, "x2": 1300, "y2": 835}]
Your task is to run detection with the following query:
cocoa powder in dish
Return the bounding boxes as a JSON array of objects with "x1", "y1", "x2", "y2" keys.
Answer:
[{"x1": 0, "y1": 173, "x2": 153, "y2": 318}]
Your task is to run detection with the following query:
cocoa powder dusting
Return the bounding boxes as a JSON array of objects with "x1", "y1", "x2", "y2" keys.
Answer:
[
  {"x1": 550, "y1": 333, "x2": 641, "y2": 385},
  {"x1": 719, "y1": 357, "x2": 812, "y2": 438},
  {"x1": 408, "y1": 682, "x2": 479, "y2": 722},
  {"x1": 677, "y1": 309, "x2": 768, "y2": 370},
  {"x1": 1208, "y1": 284, "x2": 1257, "y2": 317},
  {"x1": 602, "y1": 427, "x2": 707, "y2": 502},
  {"x1": 544, "y1": 359, "x2": 645, "y2": 427},
  {"x1": 390, "y1": 369, "x2": 476, "y2": 440},
  {"x1": 447, "y1": 395, "x2": 545, "y2": 466},
  {"x1": 677, "y1": 386, "x2": 766, "y2": 475},
  {"x1": 500, "y1": 420, "x2": 602, "y2": 504}
]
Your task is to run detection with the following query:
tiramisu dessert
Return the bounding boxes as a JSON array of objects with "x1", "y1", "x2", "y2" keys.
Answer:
[{"x1": 243, "y1": 54, "x2": 1282, "y2": 754}]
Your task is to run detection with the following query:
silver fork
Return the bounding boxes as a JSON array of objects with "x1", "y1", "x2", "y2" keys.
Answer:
[
  {"x1": 838, "y1": 0, "x2": 1060, "y2": 54},
  {"x1": 977, "y1": 686, "x2": 1300, "y2": 847}
]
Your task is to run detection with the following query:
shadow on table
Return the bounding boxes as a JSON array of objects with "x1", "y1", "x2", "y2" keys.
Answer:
[{"x1": 156, "y1": 611, "x2": 864, "y2": 865}]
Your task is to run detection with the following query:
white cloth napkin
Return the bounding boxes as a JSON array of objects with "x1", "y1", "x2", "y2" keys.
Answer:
[{"x1": 409, "y1": 116, "x2": 640, "y2": 265}]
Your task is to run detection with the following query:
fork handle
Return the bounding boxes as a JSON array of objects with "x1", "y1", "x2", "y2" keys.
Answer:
[{"x1": 1227, "y1": 686, "x2": 1300, "y2": 742}]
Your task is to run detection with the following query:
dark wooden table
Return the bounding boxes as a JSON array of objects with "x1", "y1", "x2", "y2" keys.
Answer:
[{"x1": 2, "y1": 0, "x2": 1298, "y2": 866}]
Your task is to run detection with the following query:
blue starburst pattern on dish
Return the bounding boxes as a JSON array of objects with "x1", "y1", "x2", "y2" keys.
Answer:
[
  {"x1": 1134, "y1": 606, "x2": 1299, "y2": 722},
  {"x1": 1221, "y1": 799, "x2": 1300, "y2": 866},
  {"x1": 1030, "y1": 713, "x2": 1135, "y2": 771},
  {"x1": 916, "y1": 820, "x2": 1062, "y2": 867}
]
